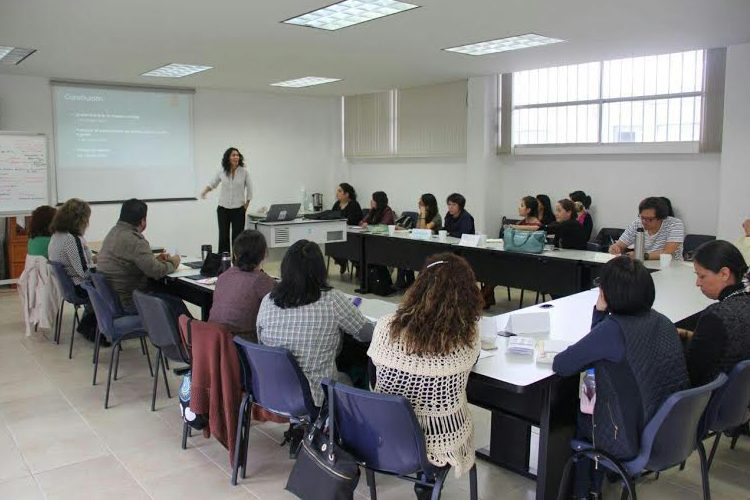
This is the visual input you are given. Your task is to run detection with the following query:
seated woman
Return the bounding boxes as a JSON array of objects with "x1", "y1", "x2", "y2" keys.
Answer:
[
  {"x1": 536, "y1": 194, "x2": 555, "y2": 226},
  {"x1": 360, "y1": 191, "x2": 395, "y2": 227},
  {"x1": 395, "y1": 194, "x2": 442, "y2": 290},
  {"x1": 553, "y1": 256, "x2": 689, "y2": 499},
  {"x1": 209, "y1": 230, "x2": 275, "y2": 342},
  {"x1": 257, "y1": 239, "x2": 374, "y2": 407},
  {"x1": 483, "y1": 196, "x2": 541, "y2": 308},
  {"x1": 513, "y1": 199, "x2": 587, "y2": 250},
  {"x1": 332, "y1": 182, "x2": 363, "y2": 274},
  {"x1": 680, "y1": 240, "x2": 750, "y2": 387},
  {"x1": 27, "y1": 205, "x2": 57, "y2": 259},
  {"x1": 569, "y1": 190, "x2": 593, "y2": 241},
  {"x1": 444, "y1": 193, "x2": 475, "y2": 238},
  {"x1": 369, "y1": 253, "x2": 482, "y2": 491},
  {"x1": 48, "y1": 198, "x2": 98, "y2": 340}
]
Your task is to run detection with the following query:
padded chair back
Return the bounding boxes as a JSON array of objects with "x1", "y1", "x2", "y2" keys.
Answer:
[
  {"x1": 499, "y1": 216, "x2": 521, "y2": 238},
  {"x1": 702, "y1": 360, "x2": 750, "y2": 435},
  {"x1": 132, "y1": 290, "x2": 190, "y2": 363},
  {"x1": 587, "y1": 228, "x2": 625, "y2": 252},
  {"x1": 80, "y1": 281, "x2": 116, "y2": 338},
  {"x1": 321, "y1": 379, "x2": 432, "y2": 476},
  {"x1": 233, "y1": 337, "x2": 317, "y2": 419},
  {"x1": 49, "y1": 261, "x2": 85, "y2": 304},
  {"x1": 401, "y1": 211, "x2": 419, "y2": 227},
  {"x1": 683, "y1": 234, "x2": 716, "y2": 261},
  {"x1": 626, "y1": 373, "x2": 727, "y2": 475},
  {"x1": 90, "y1": 272, "x2": 125, "y2": 316}
]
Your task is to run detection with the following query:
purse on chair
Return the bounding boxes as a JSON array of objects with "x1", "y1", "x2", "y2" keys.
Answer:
[
  {"x1": 503, "y1": 227, "x2": 547, "y2": 254},
  {"x1": 286, "y1": 381, "x2": 360, "y2": 500}
]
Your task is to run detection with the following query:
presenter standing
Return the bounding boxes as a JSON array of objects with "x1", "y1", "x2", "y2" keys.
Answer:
[{"x1": 201, "y1": 147, "x2": 253, "y2": 254}]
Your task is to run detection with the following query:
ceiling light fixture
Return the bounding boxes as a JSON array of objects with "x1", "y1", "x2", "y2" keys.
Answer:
[
  {"x1": 283, "y1": 0, "x2": 419, "y2": 31},
  {"x1": 141, "y1": 63, "x2": 213, "y2": 78},
  {"x1": 270, "y1": 76, "x2": 342, "y2": 88},
  {"x1": 0, "y1": 46, "x2": 37, "y2": 65},
  {"x1": 444, "y1": 33, "x2": 564, "y2": 56}
]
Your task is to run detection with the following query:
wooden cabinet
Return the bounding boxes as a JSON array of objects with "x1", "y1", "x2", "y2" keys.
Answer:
[{"x1": 5, "y1": 217, "x2": 30, "y2": 280}]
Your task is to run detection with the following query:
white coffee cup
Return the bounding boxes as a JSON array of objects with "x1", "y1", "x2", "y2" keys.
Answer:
[
  {"x1": 660, "y1": 253, "x2": 673, "y2": 268},
  {"x1": 387, "y1": 225, "x2": 396, "y2": 236},
  {"x1": 438, "y1": 230, "x2": 448, "y2": 241}
]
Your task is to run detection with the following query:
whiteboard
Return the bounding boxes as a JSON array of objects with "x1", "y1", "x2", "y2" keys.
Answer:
[{"x1": 0, "y1": 132, "x2": 49, "y2": 216}]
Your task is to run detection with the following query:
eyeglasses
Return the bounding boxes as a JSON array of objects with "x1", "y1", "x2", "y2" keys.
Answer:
[{"x1": 639, "y1": 215, "x2": 658, "y2": 222}]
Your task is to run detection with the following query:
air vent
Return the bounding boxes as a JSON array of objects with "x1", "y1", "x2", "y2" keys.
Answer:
[
  {"x1": 326, "y1": 230, "x2": 344, "y2": 241},
  {"x1": 275, "y1": 228, "x2": 291, "y2": 245}
]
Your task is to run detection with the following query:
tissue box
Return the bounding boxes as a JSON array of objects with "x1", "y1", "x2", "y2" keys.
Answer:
[{"x1": 507, "y1": 310, "x2": 550, "y2": 335}]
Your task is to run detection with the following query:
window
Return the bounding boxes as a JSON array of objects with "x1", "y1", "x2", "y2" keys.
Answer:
[{"x1": 509, "y1": 50, "x2": 706, "y2": 147}]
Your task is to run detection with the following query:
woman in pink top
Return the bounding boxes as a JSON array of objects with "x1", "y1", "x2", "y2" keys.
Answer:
[{"x1": 360, "y1": 191, "x2": 395, "y2": 227}]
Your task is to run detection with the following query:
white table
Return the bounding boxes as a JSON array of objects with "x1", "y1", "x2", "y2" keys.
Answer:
[{"x1": 247, "y1": 218, "x2": 348, "y2": 248}]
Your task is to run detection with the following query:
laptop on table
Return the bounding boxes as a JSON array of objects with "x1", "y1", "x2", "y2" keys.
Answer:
[{"x1": 260, "y1": 203, "x2": 301, "y2": 222}]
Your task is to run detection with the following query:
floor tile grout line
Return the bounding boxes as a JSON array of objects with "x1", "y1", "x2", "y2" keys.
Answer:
[{"x1": 17, "y1": 319, "x2": 157, "y2": 500}]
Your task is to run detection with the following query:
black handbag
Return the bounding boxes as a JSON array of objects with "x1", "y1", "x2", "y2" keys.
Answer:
[
  {"x1": 286, "y1": 381, "x2": 360, "y2": 500},
  {"x1": 200, "y1": 252, "x2": 221, "y2": 277}
]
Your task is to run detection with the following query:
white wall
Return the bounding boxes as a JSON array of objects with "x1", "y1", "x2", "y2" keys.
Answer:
[
  {"x1": 717, "y1": 43, "x2": 750, "y2": 240},
  {"x1": 0, "y1": 74, "x2": 340, "y2": 255}
]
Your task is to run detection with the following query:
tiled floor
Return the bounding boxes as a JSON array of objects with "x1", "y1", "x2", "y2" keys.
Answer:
[{"x1": 0, "y1": 267, "x2": 748, "y2": 499}]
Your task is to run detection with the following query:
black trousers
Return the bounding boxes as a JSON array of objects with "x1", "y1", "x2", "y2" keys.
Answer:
[{"x1": 217, "y1": 206, "x2": 246, "y2": 254}]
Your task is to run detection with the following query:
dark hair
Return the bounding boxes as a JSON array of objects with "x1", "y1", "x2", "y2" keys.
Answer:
[
  {"x1": 569, "y1": 190, "x2": 592, "y2": 209},
  {"x1": 50, "y1": 198, "x2": 91, "y2": 236},
  {"x1": 446, "y1": 193, "x2": 466, "y2": 210},
  {"x1": 638, "y1": 197, "x2": 669, "y2": 220},
  {"x1": 536, "y1": 194, "x2": 554, "y2": 225},
  {"x1": 557, "y1": 199, "x2": 578, "y2": 220},
  {"x1": 521, "y1": 196, "x2": 539, "y2": 218},
  {"x1": 599, "y1": 256, "x2": 655, "y2": 314},
  {"x1": 29, "y1": 205, "x2": 57, "y2": 238},
  {"x1": 367, "y1": 191, "x2": 389, "y2": 224},
  {"x1": 660, "y1": 197, "x2": 674, "y2": 217},
  {"x1": 420, "y1": 193, "x2": 438, "y2": 224},
  {"x1": 232, "y1": 230, "x2": 268, "y2": 271},
  {"x1": 693, "y1": 240, "x2": 748, "y2": 283},
  {"x1": 389, "y1": 253, "x2": 482, "y2": 356},
  {"x1": 270, "y1": 240, "x2": 331, "y2": 309},
  {"x1": 221, "y1": 147, "x2": 245, "y2": 175},
  {"x1": 119, "y1": 199, "x2": 148, "y2": 226},
  {"x1": 338, "y1": 182, "x2": 357, "y2": 202}
]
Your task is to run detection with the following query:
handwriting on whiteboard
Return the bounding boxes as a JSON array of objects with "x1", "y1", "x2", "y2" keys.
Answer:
[{"x1": 0, "y1": 135, "x2": 48, "y2": 212}]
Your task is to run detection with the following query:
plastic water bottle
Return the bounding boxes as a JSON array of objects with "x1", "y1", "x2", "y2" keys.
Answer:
[
  {"x1": 300, "y1": 185, "x2": 307, "y2": 212},
  {"x1": 219, "y1": 252, "x2": 231, "y2": 275},
  {"x1": 634, "y1": 228, "x2": 645, "y2": 261}
]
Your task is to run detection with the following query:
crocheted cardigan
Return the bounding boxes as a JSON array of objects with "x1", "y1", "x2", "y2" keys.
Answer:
[{"x1": 367, "y1": 314, "x2": 480, "y2": 477}]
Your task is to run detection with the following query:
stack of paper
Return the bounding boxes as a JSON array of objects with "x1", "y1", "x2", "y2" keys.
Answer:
[{"x1": 507, "y1": 336, "x2": 536, "y2": 356}]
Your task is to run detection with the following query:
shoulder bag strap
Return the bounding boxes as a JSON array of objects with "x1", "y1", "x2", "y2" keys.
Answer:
[
  {"x1": 73, "y1": 235, "x2": 88, "y2": 272},
  {"x1": 326, "y1": 380, "x2": 337, "y2": 461}
]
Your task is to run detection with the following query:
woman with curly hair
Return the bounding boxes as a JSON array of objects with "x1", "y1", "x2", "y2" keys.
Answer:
[
  {"x1": 368, "y1": 253, "x2": 482, "y2": 493},
  {"x1": 201, "y1": 147, "x2": 253, "y2": 254},
  {"x1": 27, "y1": 205, "x2": 57, "y2": 259}
]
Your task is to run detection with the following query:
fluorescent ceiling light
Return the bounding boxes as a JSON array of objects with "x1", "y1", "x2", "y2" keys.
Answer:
[
  {"x1": 283, "y1": 0, "x2": 419, "y2": 31},
  {"x1": 141, "y1": 63, "x2": 212, "y2": 78},
  {"x1": 270, "y1": 76, "x2": 341, "y2": 88},
  {"x1": 445, "y1": 33, "x2": 564, "y2": 56},
  {"x1": 0, "y1": 46, "x2": 37, "y2": 65}
]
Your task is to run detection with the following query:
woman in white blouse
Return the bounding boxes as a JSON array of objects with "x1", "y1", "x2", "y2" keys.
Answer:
[
  {"x1": 368, "y1": 253, "x2": 482, "y2": 495},
  {"x1": 201, "y1": 147, "x2": 253, "y2": 254}
]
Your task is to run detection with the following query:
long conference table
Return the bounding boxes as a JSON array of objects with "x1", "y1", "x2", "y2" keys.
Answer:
[{"x1": 163, "y1": 238, "x2": 712, "y2": 500}]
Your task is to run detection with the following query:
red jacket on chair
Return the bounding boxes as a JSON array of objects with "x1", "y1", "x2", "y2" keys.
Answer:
[{"x1": 179, "y1": 315, "x2": 242, "y2": 465}]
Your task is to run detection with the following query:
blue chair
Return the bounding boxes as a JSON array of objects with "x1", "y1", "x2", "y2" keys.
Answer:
[
  {"x1": 231, "y1": 338, "x2": 319, "y2": 486},
  {"x1": 132, "y1": 290, "x2": 191, "y2": 412},
  {"x1": 556, "y1": 374, "x2": 727, "y2": 500},
  {"x1": 700, "y1": 360, "x2": 750, "y2": 470},
  {"x1": 49, "y1": 261, "x2": 89, "y2": 359},
  {"x1": 320, "y1": 378, "x2": 478, "y2": 500},
  {"x1": 80, "y1": 281, "x2": 150, "y2": 409}
]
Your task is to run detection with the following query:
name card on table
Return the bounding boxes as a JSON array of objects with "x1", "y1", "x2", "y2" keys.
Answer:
[
  {"x1": 410, "y1": 228, "x2": 432, "y2": 240},
  {"x1": 458, "y1": 234, "x2": 487, "y2": 247},
  {"x1": 507, "y1": 310, "x2": 550, "y2": 335}
]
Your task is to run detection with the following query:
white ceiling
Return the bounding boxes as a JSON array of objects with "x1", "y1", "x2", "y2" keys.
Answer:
[{"x1": 1, "y1": 0, "x2": 749, "y2": 96}]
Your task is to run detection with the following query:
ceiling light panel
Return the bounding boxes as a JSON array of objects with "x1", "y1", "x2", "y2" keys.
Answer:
[
  {"x1": 141, "y1": 63, "x2": 213, "y2": 78},
  {"x1": 445, "y1": 33, "x2": 564, "y2": 56},
  {"x1": 0, "y1": 46, "x2": 37, "y2": 65},
  {"x1": 270, "y1": 76, "x2": 341, "y2": 88},
  {"x1": 283, "y1": 0, "x2": 419, "y2": 31}
]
